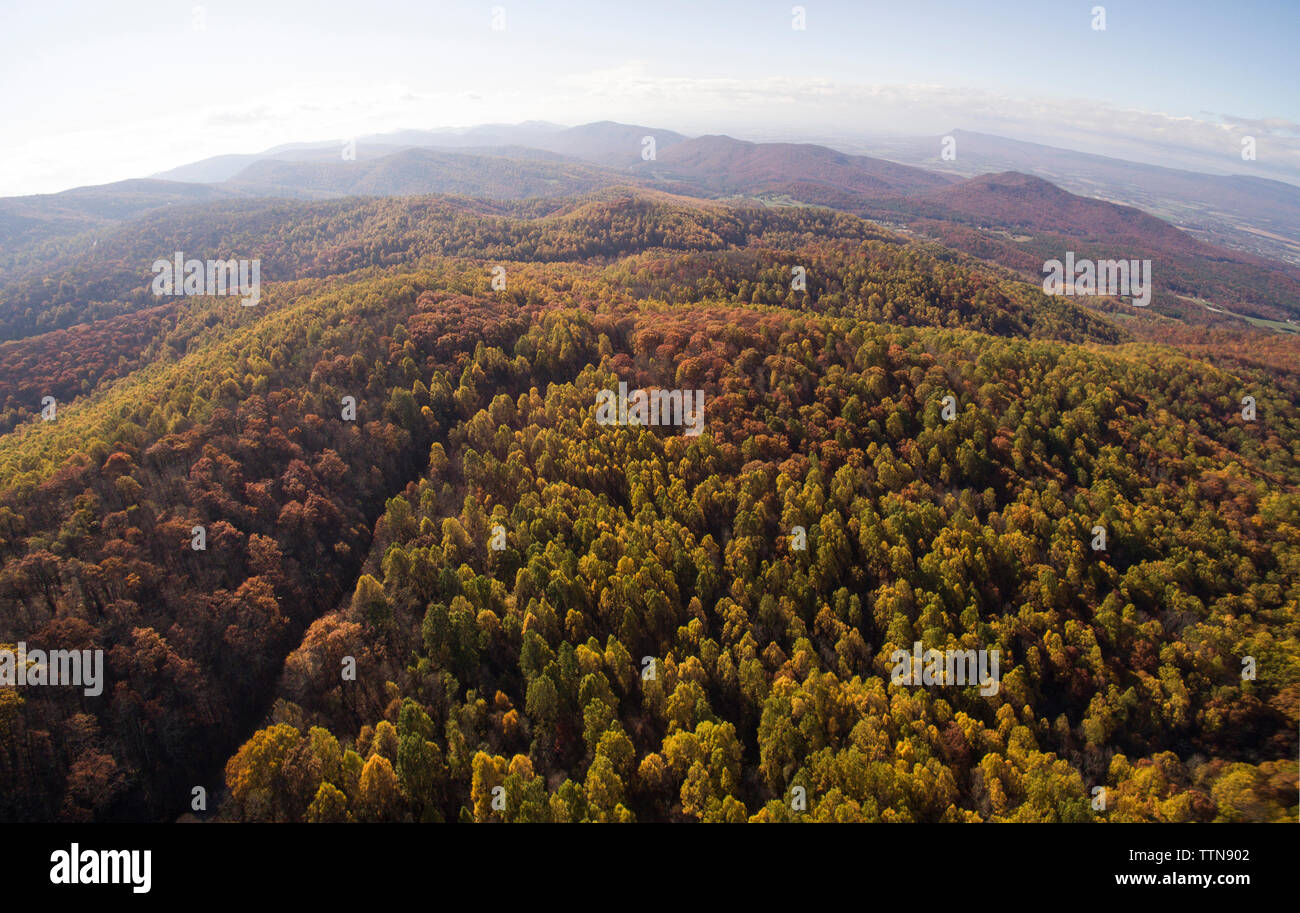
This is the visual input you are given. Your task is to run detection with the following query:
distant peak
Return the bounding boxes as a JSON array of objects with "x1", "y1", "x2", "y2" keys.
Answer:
[{"x1": 960, "y1": 171, "x2": 1067, "y2": 193}]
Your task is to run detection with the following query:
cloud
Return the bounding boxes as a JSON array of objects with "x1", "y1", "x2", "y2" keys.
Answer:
[{"x1": 1213, "y1": 113, "x2": 1300, "y2": 136}]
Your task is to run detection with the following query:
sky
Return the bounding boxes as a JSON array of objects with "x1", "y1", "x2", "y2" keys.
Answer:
[{"x1": 2, "y1": 0, "x2": 1298, "y2": 195}]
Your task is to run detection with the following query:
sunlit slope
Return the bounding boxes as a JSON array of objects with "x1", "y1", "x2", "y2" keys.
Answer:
[{"x1": 0, "y1": 196, "x2": 1294, "y2": 823}]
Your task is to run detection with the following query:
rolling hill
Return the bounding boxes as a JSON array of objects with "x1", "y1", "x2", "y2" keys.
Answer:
[
  {"x1": 0, "y1": 179, "x2": 245, "y2": 251},
  {"x1": 0, "y1": 190, "x2": 1294, "y2": 824},
  {"x1": 637, "y1": 134, "x2": 956, "y2": 201},
  {"x1": 858, "y1": 129, "x2": 1300, "y2": 266},
  {"x1": 5, "y1": 122, "x2": 1299, "y2": 331},
  {"x1": 219, "y1": 147, "x2": 653, "y2": 201},
  {"x1": 869, "y1": 172, "x2": 1300, "y2": 322}
]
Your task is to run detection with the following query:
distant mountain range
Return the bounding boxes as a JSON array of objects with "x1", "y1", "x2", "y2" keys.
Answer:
[
  {"x1": 633, "y1": 134, "x2": 955, "y2": 200},
  {"x1": 152, "y1": 121, "x2": 690, "y2": 182},
  {"x1": 853, "y1": 129, "x2": 1300, "y2": 266},
  {"x1": 3, "y1": 120, "x2": 1298, "y2": 323},
  {"x1": 222, "y1": 146, "x2": 660, "y2": 201}
]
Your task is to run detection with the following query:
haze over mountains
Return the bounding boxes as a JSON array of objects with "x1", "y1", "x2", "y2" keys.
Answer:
[
  {"x1": 222, "y1": 147, "x2": 651, "y2": 202},
  {"x1": 145, "y1": 120, "x2": 1300, "y2": 267},
  {"x1": 2, "y1": 120, "x2": 1298, "y2": 326},
  {"x1": 854, "y1": 129, "x2": 1300, "y2": 266}
]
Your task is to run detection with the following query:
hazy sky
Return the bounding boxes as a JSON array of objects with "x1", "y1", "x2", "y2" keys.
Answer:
[{"x1": 3, "y1": 0, "x2": 1298, "y2": 195}]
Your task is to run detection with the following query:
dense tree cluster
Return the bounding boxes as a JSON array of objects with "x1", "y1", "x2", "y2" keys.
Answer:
[
  {"x1": 0, "y1": 191, "x2": 877, "y2": 341},
  {"x1": 220, "y1": 294, "x2": 1296, "y2": 822},
  {"x1": 0, "y1": 194, "x2": 1294, "y2": 822}
]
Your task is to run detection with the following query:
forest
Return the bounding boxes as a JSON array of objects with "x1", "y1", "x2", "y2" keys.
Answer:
[{"x1": 0, "y1": 192, "x2": 1295, "y2": 822}]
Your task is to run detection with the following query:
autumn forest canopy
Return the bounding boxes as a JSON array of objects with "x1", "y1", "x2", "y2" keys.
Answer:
[{"x1": 0, "y1": 189, "x2": 1296, "y2": 824}]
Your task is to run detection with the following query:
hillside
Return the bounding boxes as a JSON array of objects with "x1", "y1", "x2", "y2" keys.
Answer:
[
  {"x1": 858, "y1": 129, "x2": 1300, "y2": 266},
  {"x1": 0, "y1": 179, "x2": 245, "y2": 250},
  {"x1": 867, "y1": 173, "x2": 1300, "y2": 323},
  {"x1": 0, "y1": 192, "x2": 1118, "y2": 434},
  {"x1": 528, "y1": 121, "x2": 690, "y2": 167},
  {"x1": 639, "y1": 134, "x2": 956, "y2": 200},
  {"x1": 221, "y1": 147, "x2": 649, "y2": 201},
  {"x1": 149, "y1": 121, "x2": 688, "y2": 183},
  {"x1": 0, "y1": 193, "x2": 1294, "y2": 824},
  {"x1": 7, "y1": 123, "x2": 1298, "y2": 327},
  {"x1": 918, "y1": 172, "x2": 1198, "y2": 249}
]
